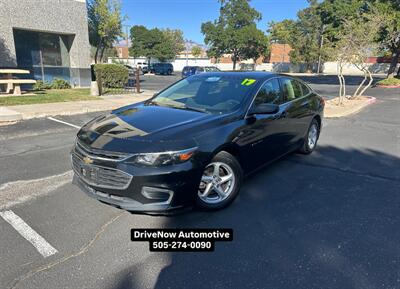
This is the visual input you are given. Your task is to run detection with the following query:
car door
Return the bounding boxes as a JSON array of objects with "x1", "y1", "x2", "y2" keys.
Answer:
[
  {"x1": 236, "y1": 78, "x2": 289, "y2": 171},
  {"x1": 279, "y1": 77, "x2": 314, "y2": 149}
]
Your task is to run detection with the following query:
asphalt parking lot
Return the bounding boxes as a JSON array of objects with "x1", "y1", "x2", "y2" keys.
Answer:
[{"x1": 0, "y1": 75, "x2": 399, "y2": 289}]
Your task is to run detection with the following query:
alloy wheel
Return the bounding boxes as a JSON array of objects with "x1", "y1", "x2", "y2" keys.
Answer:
[
  {"x1": 308, "y1": 123, "x2": 318, "y2": 150},
  {"x1": 198, "y1": 162, "x2": 236, "y2": 204}
]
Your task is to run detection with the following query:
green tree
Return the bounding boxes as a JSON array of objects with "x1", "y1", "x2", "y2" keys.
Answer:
[
  {"x1": 268, "y1": 20, "x2": 296, "y2": 44},
  {"x1": 369, "y1": 0, "x2": 400, "y2": 78},
  {"x1": 87, "y1": 0, "x2": 124, "y2": 63},
  {"x1": 201, "y1": 0, "x2": 268, "y2": 70},
  {"x1": 268, "y1": 0, "x2": 325, "y2": 72},
  {"x1": 318, "y1": 0, "x2": 379, "y2": 101},
  {"x1": 129, "y1": 26, "x2": 184, "y2": 62},
  {"x1": 191, "y1": 46, "x2": 202, "y2": 58}
]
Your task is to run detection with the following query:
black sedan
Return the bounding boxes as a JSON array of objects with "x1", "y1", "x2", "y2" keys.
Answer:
[{"x1": 72, "y1": 72, "x2": 324, "y2": 214}]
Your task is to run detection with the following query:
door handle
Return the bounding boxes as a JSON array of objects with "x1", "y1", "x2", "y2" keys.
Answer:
[{"x1": 301, "y1": 102, "x2": 310, "y2": 108}]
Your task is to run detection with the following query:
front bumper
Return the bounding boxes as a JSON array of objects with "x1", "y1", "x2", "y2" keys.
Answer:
[
  {"x1": 73, "y1": 176, "x2": 181, "y2": 213},
  {"x1": 71, "y1": 151, "x2": 203, "y2": 213}
]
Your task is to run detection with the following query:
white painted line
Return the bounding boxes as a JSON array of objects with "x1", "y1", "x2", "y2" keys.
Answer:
[
  {"x1": 48, "y1": 117, "x2": 81, "y2": 129},
  {"x1": 0, "y1": 210, "x2": 58, "y2": 258}
]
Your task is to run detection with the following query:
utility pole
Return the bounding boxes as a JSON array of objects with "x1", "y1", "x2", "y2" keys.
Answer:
[
  {"x1": 185, "y1": 39, "x2": 189, "y2": 66},
  {"x1": 123, "y1": 25, "x2": 130, "y2": 65},
  {"x1": 317, "y1": 25, "x2": 325, "y2": 74}
]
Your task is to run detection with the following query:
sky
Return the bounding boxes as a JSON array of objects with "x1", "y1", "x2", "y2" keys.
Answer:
[{"x1": 121, "y1": 0, "x2": 309, "y2": 44}]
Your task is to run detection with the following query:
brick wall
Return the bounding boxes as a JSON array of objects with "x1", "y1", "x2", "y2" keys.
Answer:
[{"x1": 269, "y1": 43, "x2": 292, "y2": 63}]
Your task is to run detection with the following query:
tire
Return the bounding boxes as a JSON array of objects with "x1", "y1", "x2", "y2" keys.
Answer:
[
  {"x1": 167, "y1": 69, "x2": 172, "y2": 75},
  {"x1": 196, "y1": 151, "x2": 243, "y2": 210},
  {"x1": 298, "y1": 118, "x2": 320, "y2": 154}
]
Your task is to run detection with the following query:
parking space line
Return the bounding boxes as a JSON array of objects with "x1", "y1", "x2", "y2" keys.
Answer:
[
  {"x1": 47, "y1": 117, "x2": 81, "y2": 129},
  {"x1": 0, "y1": 210, "x2": 58, "y2": 258}
]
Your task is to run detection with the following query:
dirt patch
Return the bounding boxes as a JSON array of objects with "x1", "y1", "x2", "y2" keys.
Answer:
[{"x1": 325, "y1": 96, "x2": 376, "y2": 118}]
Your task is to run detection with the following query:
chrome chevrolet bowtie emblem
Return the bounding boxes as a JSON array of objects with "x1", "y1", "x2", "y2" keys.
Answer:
[{"x1": 83, "y1": 156, "x2": 93, "y2": 165}]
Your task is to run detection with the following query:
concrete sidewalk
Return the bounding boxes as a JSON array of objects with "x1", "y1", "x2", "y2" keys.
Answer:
[{"x1": 0, "y1": 91, "x2": 155, "y2": 122}]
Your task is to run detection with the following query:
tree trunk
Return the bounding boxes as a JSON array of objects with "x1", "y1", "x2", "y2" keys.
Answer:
[
  {"x1": 100, "y1": 46, "x2": 106, "y2": 63},
  {"x1": 94, "y1": 39, "x2": 103, "y2": 64},
  {"x1": 359, "y1": 68, "x2": 373, "y2": 97},
  {"x1": 353, "y1": 64, "x2": 367, "y2": 98},
  {"x1": 387, "y1": 49, "x2": 400, "y2": 78},
  {"x1": 232, "y1": 51, "x2": 238, "y2": 70},
  {"x1": 337, "y1": 61, "x2": 344, "y2": 105}
]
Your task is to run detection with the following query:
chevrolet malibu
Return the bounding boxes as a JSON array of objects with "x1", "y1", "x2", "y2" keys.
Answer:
[{"x1": 72, "y1": 72, "x2": 324, "y2": 214}]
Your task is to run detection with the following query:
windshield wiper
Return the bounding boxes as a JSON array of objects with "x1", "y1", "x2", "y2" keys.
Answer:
[
  {"x1": 148, "y1": 100, "x2": 207, "y2": 113},
  {"x1": 181, "y1": 105, "x2": 207, "y2": 113}
]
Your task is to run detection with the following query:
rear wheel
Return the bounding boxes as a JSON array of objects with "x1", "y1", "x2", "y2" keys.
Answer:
[
  {"x1": 298, "y1": 118, "x2": 320, "y2": 154},
  {"x1": 196, "y1": 152, "x2": 242, "y2": 210}
]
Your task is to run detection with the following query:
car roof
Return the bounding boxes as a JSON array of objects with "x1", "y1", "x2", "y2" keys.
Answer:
[{"x1": 194, "y1": 71, "x2": 276, "y2": 80}]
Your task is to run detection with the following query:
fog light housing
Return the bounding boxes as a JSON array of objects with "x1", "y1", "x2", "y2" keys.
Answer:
[{"x1": 141, "y1": 186, "x2": 173, "y2": 203}]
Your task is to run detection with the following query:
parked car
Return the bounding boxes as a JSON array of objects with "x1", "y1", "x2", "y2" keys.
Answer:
[
  {"x1": 136, "y1": 62, "x2": 149, "y2": 74},
  {"x1": 123, "y1": 65, "x2": 136, "y2": 87},
  {"x1": 182, "y1": 66, "x2": 220, "y2": 78},
  {"x1": 150, "y1": 63, "x2": 174, "y2": 75},
  {"x1": 124, "y1": 65, "x2": 136, "y2": 76},
  {"x1": 72, "y1": 72, "x2": 324, "y2": 214},
  {"x1": 240, "y1": 63, "x2": 256, "y2": 71}
]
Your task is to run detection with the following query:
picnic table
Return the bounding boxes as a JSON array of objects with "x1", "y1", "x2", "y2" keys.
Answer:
[{"x1": 0, "y1": 69, "x2": 36, "y2": 95}]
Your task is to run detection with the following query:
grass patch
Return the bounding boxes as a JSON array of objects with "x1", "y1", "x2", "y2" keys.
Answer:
[
  {"x1": 377, "y1": 77, "x2": 400, "y2": 86},
  {"x1": 0, "y1": 88, "x2": 100, "y2": 106}
]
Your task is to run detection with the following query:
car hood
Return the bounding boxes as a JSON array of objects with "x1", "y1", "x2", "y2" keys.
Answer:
[{"x1": 77, "y1": 103, "x2": 225, "y2": 153}]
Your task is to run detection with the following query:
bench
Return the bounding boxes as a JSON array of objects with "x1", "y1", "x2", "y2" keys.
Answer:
[{"x1": 0, "y1": 79, "x2": 36, "y2": 95}]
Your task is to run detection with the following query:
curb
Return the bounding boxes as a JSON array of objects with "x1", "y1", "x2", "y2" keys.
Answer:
[
  {"x1": 0, "y1": 107, "x2": 22, "y2": 122},
  {"x1": 366, "y1": 96, "x2": 377, "y2": 105},
  {"x1": 0, "y1": 92, "x2": 155, "y2": 123},
  {"x1": 376, "y1": 85, "x2": 400, "y2": 88}
]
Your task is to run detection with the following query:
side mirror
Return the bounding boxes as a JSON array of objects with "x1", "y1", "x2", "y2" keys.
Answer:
[{"x1": 248, "y1": 103, "x2": 279, "y2": 115}]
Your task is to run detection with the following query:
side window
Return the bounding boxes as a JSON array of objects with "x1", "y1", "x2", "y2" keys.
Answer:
[
  {"x1": 253, "y1": 78, "x2": 284, "y2": 106},
  {"x1": 300, "y1": 82, "x2": 311, "y2": 96},
  {"x1": 281, "y1": 78, "x2": 303, "y2": 101}
]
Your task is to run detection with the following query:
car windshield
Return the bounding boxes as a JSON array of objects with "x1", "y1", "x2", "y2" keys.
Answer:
[{"x1": 150, "y1": 75, "x2": 258, "y2": 114}]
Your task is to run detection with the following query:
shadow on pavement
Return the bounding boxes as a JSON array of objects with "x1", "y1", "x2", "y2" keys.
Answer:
[{"x1": 111, "y1": 146, "x2": 400, "y2": 289}]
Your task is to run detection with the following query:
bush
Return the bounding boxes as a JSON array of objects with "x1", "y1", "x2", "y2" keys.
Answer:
[
  {"x1": 94, "y1": 64, "x2": 129, "y2": 89},
  {"x1": 32, "y1": 80, "x2": 51, "y2": 91},
  {"x1": 377, "y1": 77, "x2": 400, "y2": 86},
  {"x1": 50, "y1": 78, "x2": 71, "y2": 89}
]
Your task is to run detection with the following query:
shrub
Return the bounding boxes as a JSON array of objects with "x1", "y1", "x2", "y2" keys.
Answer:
[
  {"x1": 377, "y1": 77, "x2": 400, "y2": 86},
  {"x1": 94, "y1": 64, "x2": 129, "y2": 89},
  {"x1": 32, "y1": 80, "x2": 51, "y2": 91},
  {"x1": 50, "y1": 78, "x2": 71, "y2": 89}
]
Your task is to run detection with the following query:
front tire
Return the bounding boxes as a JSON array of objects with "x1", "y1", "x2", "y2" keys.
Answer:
[
  {"x1": 298, "y1": 118, "x2": 320, "y2": 154},
  {"x1": 196, "y1": 151, "x2": 243, "y2": 210}
]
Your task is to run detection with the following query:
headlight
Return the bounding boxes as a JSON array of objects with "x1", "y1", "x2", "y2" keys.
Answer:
[{"x1": 131, "y1": 147, "x2": 197, "y2": 166}]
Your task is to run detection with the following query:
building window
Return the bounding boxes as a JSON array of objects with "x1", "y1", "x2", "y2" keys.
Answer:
[{"x1": 13, "y1": 29, "x2": 71, "y2": 68}]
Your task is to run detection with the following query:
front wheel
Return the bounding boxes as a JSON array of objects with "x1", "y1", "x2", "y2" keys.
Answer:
[
  {"x1": 196, "y1": 151, "x2": 243, "y2": 210},
  {"x1": 298, "y1": 118, "x2": 320, "y2": 154}
]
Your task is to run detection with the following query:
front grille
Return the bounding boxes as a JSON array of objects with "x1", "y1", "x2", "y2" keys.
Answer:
[
  {"x1": 75, "y1": 141, "x2": 132, "y2": 161},
  {"x1": 72, "y1": 154, "x2": 132, "y2": 190}
]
